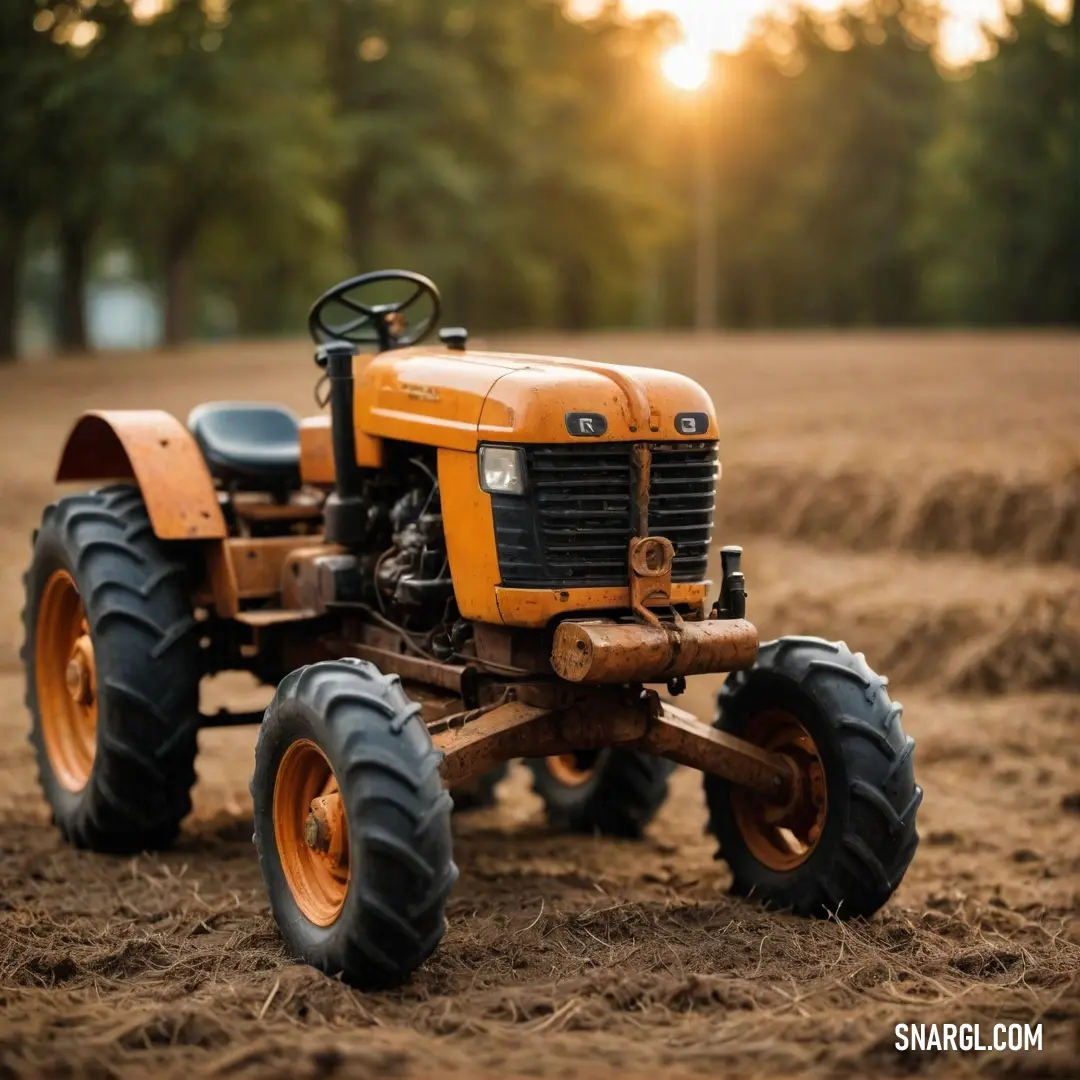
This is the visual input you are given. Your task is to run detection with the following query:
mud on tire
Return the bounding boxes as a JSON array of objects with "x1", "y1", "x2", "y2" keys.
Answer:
[
  {"x1": 252, "y1": 659, "x2": 458, "y2": 988},
  {"x1": 526, "y1": 749, "x2": 673, "y2": 839},
  {"x1": 705, "y1": 636, "x2": 922, "y2": 919},
  {"x1": 22, "y1": 484, "x2": 200, "y2": 852}
]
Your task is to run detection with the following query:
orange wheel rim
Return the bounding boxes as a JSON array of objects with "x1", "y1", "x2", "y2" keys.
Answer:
[
  {"x1": 273, "y1": 739, "x2": 349, "y2": 926},
  {"x1": 35, "y1": 569, "x2": 97, "y2": 792},
  {"x1": 731, "y1": 710, "x2": 827, "y2": 872},
  {"x1": 546, "y1": 753, "x2": 596, "y2": 788}
]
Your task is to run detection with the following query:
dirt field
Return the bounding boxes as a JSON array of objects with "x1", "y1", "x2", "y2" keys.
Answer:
[{"x1": 1, "y1": 332, "x2": 1077, "y2": 1079}]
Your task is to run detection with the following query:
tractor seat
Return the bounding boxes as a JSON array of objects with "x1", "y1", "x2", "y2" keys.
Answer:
[{"x1": 187, "y1": 402, "x2": 301, "y2": 487}]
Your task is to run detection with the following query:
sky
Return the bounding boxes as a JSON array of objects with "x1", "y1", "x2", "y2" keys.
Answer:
[{"x1": 570, "y1": 0, "x2": 1073, "y2": 66}]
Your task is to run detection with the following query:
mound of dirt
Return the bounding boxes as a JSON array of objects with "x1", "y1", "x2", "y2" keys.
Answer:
[
  {"x1": 945, "y1": 586, "x2": 1080, "y2": 695},
  {"x1": 762, "y1": 587, "x2": 1080, "y2": 694},
  {"x1": 719, "y1": 463, "x2": 1080, "y2": 566}
]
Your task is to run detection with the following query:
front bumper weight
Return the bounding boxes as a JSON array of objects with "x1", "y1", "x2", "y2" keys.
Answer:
[{"x1": 551, "y1": 617, "x2": 760, "y2": 684}]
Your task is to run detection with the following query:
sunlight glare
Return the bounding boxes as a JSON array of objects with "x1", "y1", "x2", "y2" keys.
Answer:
[
  {"x1": 660, "y1": 42, "x2": 711, "y2": 90},
  {"x1": 575, "y1": 1, "x2": 1076, "y2": 67}
]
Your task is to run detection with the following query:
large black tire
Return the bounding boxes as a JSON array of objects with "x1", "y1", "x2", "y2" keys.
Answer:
[
  {"x1": 526, "y1": 749, "x2": 673, "y2": 839},
  {"x1": 705, "y1": 636, "x2": 921, "y2": 919},
  {"x1": 21, "y1": 484, "x2": 200, "y2": 852},
  {"x1": 252, "y1": 659, "x2": 458, "y2": 988}
]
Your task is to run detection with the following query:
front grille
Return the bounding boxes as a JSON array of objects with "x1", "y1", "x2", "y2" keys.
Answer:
[{"x1": 491, "y1": 442, "x2": 718, "y2": 588}]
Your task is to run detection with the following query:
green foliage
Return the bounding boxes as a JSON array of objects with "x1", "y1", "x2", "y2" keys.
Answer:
[
  {"x1": 913, "y1": 3, "x2": 1079, "y2": 324},
  {"x1": 707, "y1": 13, "x2": 942, "y2": 327},
  {"x1": 2, "y1": 0, "x2": 1077, "y2": 354},
  {"x1": 323, "y1": 0, "x2": 676, "y2": 329}
]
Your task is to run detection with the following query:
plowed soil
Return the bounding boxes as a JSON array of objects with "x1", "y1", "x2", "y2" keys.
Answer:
[{"x1": 1, "y1": 332, "x2": 1078, "y2": 1079}]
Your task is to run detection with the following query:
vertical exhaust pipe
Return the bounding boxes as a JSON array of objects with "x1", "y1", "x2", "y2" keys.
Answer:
[{"x1": 316, "y1": 340, "x2": 369, "y2": 545}]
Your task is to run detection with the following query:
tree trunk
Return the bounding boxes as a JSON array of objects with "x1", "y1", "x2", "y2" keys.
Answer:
[
  {"x1": 58, "y1": 219, "x2": 90, "y2": 354},
  {"x1": 560, "y1": 258, "x2": 591, "y2": 331},
  {"x1": 342, "y1": 164, "x2": 378, "y2": 271},
  {"x1": 0, "y1": 220, "x2": 22, "y2": 361},
  {"x1": 163, "y1": 230, "x2": 196, "y2": 348}
]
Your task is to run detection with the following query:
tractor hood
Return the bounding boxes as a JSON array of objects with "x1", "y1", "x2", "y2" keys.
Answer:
[{"x1": 353, "y1": 346, "x2": 717, "y2": 451}]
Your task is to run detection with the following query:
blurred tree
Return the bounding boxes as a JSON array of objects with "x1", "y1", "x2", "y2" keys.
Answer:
[
  {"x1": 0, "y1": 6, "x2": 54, "y2": 359},
  {"x1": 31, "y1": 2, "x2": 160, "y2": 352},
  {"x1": 663, "y1": 2, "x2": 942, "y2": 329},
  {"x1": 913, "y1": 2, "x2": 1079, "y2": 324},
  {"x1": 119, "y1": 0, "x2": 344, "y2": 345},
  {"x1": 323, "y1": 0, "x2": 676, "y2": 330},
  {"x1": 4, "y1": 0, "x2": 1075, "y2": 354}
]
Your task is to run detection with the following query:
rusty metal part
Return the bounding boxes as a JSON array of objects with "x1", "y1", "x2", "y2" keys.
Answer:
[
  {"x1": 729, "y1": 709, "x2": 827, "y2": 871},
  {"x1": 634, "y1": 699, "x2": 793, "y2": 800},
  {"x1": 35, "y1": 570, "x2": 97, "y2": 792},
  {"x1": 492, "y1": 582, "x2": 711, "y2": 628},
  {"x1": 55, "y1": 411, "x2": 226, "y2": 540},
  {"x1": 433, "y1": 690, "x2": 792, "y2": 798},
  {"x1": 65, "y1": 634, "x2": 95, "y2": 706},
  {"x1": 228, "y1": 537, "x2": 312, "y2": 600},
  {"x1": 234, "y1": 609, "x2": 320, "y2": 627},
  {"x1": 324, "y1": 634, "x2": 468, "y2": 694},
  {"x1": 305, "y1": 791, "x2": 348, "y2": 873},
  {"x1": 506, "y1": 681, "x2": 577, "y2": 710},
  {"x1": 232, "y1": 499, "x2": 324, "y2": 526},
  {"x1": 550, "y1": 617, "x2": 759, "y2": 684},
  {"x1": 472, "y1": 623, "x2": 551, "y2": 674},
  {"x1": 631, "y1": 443, "x2": 651, "y2": 534},
  {"x1": 202, "y1": 541, "x2": 240, "y2": 618},
  {"x1": 408, "y1": 686, "x2": 461, "y2": 725},
  {"x1": 198, "y1": 537, "x2": 333, "y2": 618},
  {"x1": 628, "y1": 535, "x2": 675, "y2": 628},
  {"x1": 279, "y1": 544, "x2": 347, "y2": 612},
  {"x1": 273, "y1": 739, "x2": 349, "y2": 926},
  {"x1": 435, "y1": 698, "x2": 649, "y2": 788}
]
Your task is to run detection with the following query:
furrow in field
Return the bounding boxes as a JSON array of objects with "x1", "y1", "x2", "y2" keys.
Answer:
[
  {"x1": 705, "y1": 539, "x2": 1080, "y2": 695},
  {"x1": 715, "y1": 462, "x2": 1080, "y2": 567}
]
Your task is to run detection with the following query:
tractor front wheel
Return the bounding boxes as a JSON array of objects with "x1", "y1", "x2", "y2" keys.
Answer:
[
  {"x1": 252, "y1": 659, "x2": 457, "y2": 988},
  {"x1": 705, "y1": 636, "x2": 921, "y2": 919}
]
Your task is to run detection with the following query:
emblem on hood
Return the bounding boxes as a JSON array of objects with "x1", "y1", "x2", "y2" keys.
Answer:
[
  {"x1": 675, "y1": 412, "x2": 709, "y2": 436},
  {"x1": 565, "y1": 412, "x2": 607, "y2": 437}
]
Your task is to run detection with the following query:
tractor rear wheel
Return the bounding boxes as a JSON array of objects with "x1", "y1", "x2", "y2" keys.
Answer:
[
  {"x1": 252, "y1": 659, "x2": 457, "y2": 988},
  {"x1": 526, "y1": 749, "x2": 673, "y2": 838},
  {"x1": 22, "y1": 485, "x2": 199, "y2": 852},
  {"x1": 705, "y1": 636, "x2": 921, "y2": 919}
]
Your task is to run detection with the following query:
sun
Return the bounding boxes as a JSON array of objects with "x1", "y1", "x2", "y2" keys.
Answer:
[{"x1": 660, "y1": 42, "x2": 711, "y2": 91}]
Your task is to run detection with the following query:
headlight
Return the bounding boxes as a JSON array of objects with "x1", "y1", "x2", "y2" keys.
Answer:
[{"x1": 479, "y1": 445, "x2": 526, "y2": 496}]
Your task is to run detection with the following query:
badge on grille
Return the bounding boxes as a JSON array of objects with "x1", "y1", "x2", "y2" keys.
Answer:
[
  {"x1": 565, "y1": 412, "x2": 607, "y2": 437},
  {"x1": 675, "y1": 412, "x2": 709, "y2": 435}
]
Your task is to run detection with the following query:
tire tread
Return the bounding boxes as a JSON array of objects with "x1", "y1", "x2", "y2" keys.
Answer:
[
  {"x1": 22, "y1": 485, "x2": 199, "y2": 853},
  {"x1": 708, "y1": 636, "x2": 920, "y2": 920}
]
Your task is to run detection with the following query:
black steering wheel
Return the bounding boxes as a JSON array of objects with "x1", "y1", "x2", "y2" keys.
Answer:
[{"x1": 308, "y1": 270, "x2": 441, "y2": 351}]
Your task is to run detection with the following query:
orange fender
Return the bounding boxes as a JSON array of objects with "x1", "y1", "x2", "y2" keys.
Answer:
[{"x1": 55, "y1": 410, "x2": 227, "y2": 540}]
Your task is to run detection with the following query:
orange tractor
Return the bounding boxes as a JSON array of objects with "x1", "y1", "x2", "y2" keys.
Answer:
[{"x1": 22, "y1": 271, "x2": 921, "y2": 987}]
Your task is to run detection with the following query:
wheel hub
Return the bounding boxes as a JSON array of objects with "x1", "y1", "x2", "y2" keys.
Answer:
[
  {"x1": 273, "y1": 740, "x2": 350, "y2": 926},
  {"x1": 730, "y1": 710, "x2": 827, "y2": 871},
  {"x1": 65, "y1": 635, "x2": 95, "y2": 706},
  {"x1": 304, "y1": 791, "x2": 347, "y2": 872}
]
